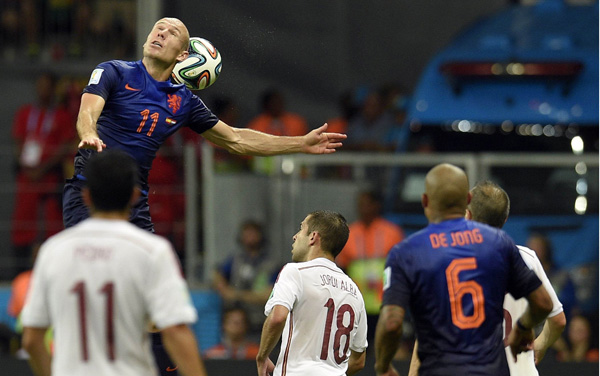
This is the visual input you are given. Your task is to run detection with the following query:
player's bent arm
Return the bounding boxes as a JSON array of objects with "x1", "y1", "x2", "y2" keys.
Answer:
[
  {"x1": 534, "y1": 311, "x2": 566, "y2": 364},
  {"x1": 77, "y1": 93, "x2": 107, "y2": 152},
  {"x1": 374, "y1": 304, "x2": 405, "y2": 376},
  {"x1": 256, "y1": 305, "x2": 289, "y2": 375},
  {"x1": 22, "y1": 326, "x2": 51, "y2": 376},
  {"x1": 161, "y1": 323, "x2": 208, "y2": 376},
  {"x1": 203, "y1": 121, "x2": 346, "y2": 156},
  {"x1": 521, "y1": 284, "x2": 553, "y2": 329},
  {"x1": 408, "y1": 340, "x2": 420, "y2": 376},
  {"x1": 508, "y1": 284, "x2": 553, "y2": 360},
  {"x1": 347, "y1": 350, "x2": 366, "y2": 376}
]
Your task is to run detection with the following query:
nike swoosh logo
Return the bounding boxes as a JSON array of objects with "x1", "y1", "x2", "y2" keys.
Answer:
[
  {"x1": 125, "y1": 83, "x2": 141, "y2": 91},
  {"x1": 166, "y1": 366, "x2": 179, "y2": 372}
]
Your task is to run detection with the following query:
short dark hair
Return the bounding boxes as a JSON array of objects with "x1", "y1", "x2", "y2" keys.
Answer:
[
  {"x1": 468, "y1": 181, "x2": 510, "y2": 229},
  {"x1": 306, "y1": 210, "x2": 349, "y2": 258},
  {"x1": 84, "y1": 150, "x2": 138, "y2": 211}
]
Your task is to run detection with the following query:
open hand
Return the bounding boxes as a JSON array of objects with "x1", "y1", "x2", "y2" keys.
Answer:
[{"x1": 302, "y1": 123, "x2": 347, "y2": 154}]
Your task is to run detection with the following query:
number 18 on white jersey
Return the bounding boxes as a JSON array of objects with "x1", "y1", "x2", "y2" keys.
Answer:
[{"x1": 265, "y1": 258, "x2": 368, "y2": 376}]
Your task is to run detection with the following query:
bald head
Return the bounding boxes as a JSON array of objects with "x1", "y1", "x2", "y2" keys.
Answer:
[
  {"x1": 423, "y1": 163, "x2": 470, "y2": 221},
  {"x1": 468, "y1": 181, "x2": 510, "y2": 229}
]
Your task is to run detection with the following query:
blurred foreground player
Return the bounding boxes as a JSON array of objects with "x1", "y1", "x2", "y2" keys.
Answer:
[
  {"x1": 21, "y1": 150, "x2": 206, "y2": 376},
  {"x1": 374, "y1": 163, "x2": 553, "y2": 376}
]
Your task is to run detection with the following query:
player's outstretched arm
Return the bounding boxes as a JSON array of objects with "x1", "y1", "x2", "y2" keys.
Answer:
[
  {"x1": 161, "y1": 324, "x2": 208, "y2": 376},
  {"x1": 77, "y1": 93, "x2": 107, "y2": 152},
  {"x1": 534, "y1": 312, "x2": 566, "y2": 364},
  {"x1": 256, "y1": 305, "x2": 289, "y2": 376},
  {"x1": 203, "y1": 121, "x2": 346, "y2": 156},
  {"x1": 22, "y1": 327, "x2": 51, "y2": 376},
  {"x1": 374, "y1": 304, "x2": 405, "y2": 376}
]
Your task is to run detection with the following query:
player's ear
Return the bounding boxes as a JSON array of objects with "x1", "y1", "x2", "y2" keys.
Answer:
[
  {"x1": 421, "y1": 193, "x2": 428, "y2": 209},
  {"x1": 129, "y1": 188, "x2": 141, "y2": 207},
  {"x1": 175, "y1": 49, "x2": 189, "y2": 63},
  {"x1": 82, "y1": 187, "x2": 93, "y2": 209},
  {"x1": 466, "y1": 191, "x2": 472, "y2": 205}
]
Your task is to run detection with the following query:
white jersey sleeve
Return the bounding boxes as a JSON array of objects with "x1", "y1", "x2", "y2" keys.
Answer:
[
  {"x1": 145, "y1": 239, "x2": 197, "y2": 329},
  {"x1": 351, "y1": 300, "x2": 368, "y2": 353},
  {"x1": 517, "y1": 246, "x2": 563, "y2": 317},
  {"x1": 265, "y1": 264, "x2": 301, "y2": 315},
  {"x1": 21, "y1": 243, "x2": 52, "y2": 328}
]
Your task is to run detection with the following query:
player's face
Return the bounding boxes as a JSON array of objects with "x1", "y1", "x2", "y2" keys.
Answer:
[
  {"x1": 291, "y1": 216, "x2": 311, "y2": 262},
  {"x1": 143, "y1": 19, "x2": 189, "y2": 65}
]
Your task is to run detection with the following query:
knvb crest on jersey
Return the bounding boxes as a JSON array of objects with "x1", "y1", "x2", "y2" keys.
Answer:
[{"x1": 167, "y1": 94, "x2": 182, "y2": 114}]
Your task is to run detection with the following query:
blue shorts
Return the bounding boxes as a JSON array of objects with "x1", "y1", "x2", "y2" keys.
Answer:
[{"x1": 62, "y1": 175, "x2": 155, "y2": 232}]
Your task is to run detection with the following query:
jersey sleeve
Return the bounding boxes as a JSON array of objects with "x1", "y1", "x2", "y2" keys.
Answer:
[
  {"x1": 264, "y1": 264, "x2": 301, "y2": 316},
  {"x1": 519, "y1": 246, "x2": 563, "y2": 317},
  {"x1": 145, "y1": 238, "x2": 197, "y2": 329},
  {"x1": 381, "y1": 244, "x2": 411, "y2": 310},
  {"x1": 82, "y1": 61, "x2": 121, "y2": 100},
  {"x1": 505, "y1": 237, "x2": 542, "y2": 300},
  {"x1": 350, "y1": 301, "x2": 369, "y2": 353},
  {"x1": 20, "y1": 246, "x2": 51, "y2": 328},
  {"x1": 187, "y1": 94, "x2": 219, "y2": 134}
]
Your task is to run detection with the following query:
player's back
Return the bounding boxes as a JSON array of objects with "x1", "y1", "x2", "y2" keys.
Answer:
[
  {"x1": 26, "y1": 218, "x2": 194, "y2": 376},
  {"x1": 385, "y1": 218, "x2": 539, "y2": 375},
  {"x1": 269, "y1": 258, "x2": 368, "y2": 376}
]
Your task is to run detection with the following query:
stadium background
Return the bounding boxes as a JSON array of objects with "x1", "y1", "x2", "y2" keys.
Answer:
[{"x1": 0, "y1": 1, "x2": 598, "y2": 375}]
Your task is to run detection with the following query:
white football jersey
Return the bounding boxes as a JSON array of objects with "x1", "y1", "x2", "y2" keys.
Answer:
[
  {"x1": 503, "y1": 245, "x2": 563, "y2": 376},
  {"x1": 21, "y1": 218, "x2": 198, "y2": 376},
  {"x1": 265, "y1": 257, "x2": 368, "y2": 376}
]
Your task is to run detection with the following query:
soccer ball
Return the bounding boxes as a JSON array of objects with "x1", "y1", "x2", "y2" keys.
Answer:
[{"x1": 171, "y1": 37, "x2": 222, "y2": 90}]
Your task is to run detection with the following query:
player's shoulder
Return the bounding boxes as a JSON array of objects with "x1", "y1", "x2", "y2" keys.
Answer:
[
  {"x1": 466, "y1": 219, "x2": 515, "y2": 245},
  {"x1": 279, "y1": 258, "x2": 344, "y2": 280},
  {"x1": 92, "y1": 59, "x2": 136, "y2": 77},
  {"x1": 68, "y1": 218, "x2": 171, "y2": 252},
  {"x1": 97, "y1": 59, "x2": 137, "y2": 70},
  {"x1": 516, "y1": 245, "x2": 543, "y2": 270},
  {"x1": 298, "y1": 257, "x2": 344, "y2": 273}
]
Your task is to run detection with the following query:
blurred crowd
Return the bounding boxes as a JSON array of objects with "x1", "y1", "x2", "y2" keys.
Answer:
[{"x1": 0, "y1": 0, "x2": 135, "y2": 62}]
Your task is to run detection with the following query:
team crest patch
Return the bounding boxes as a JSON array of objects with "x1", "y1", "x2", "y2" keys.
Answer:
[
  {"x1": 88, "y1": 69, "x2": 104, "y2": 85},
  {"x1": 167, "y1": 94, "x2": 182, "y2": 114},
  {"x1": 166, "y1": 118, "x2": 177, "y2": 125}
]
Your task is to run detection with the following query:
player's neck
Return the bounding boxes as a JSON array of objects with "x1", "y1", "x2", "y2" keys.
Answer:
[
  {"x1": 142, "y1": 57, "x2": 175, "y2": 82},
  {"x1": 91, "y1": 211, "x2": 130, "y2": 221},
  {"x1": 306, "y1": 249, "x2": 334, "y2": 263},
  {"x1": 427, "y1": 212, "x2": 464, "y2": 224}
]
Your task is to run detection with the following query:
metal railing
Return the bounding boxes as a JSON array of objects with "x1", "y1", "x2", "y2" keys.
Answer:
[{"x1": 192, "y1": 144, "x2": 598, "y2": 286}]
